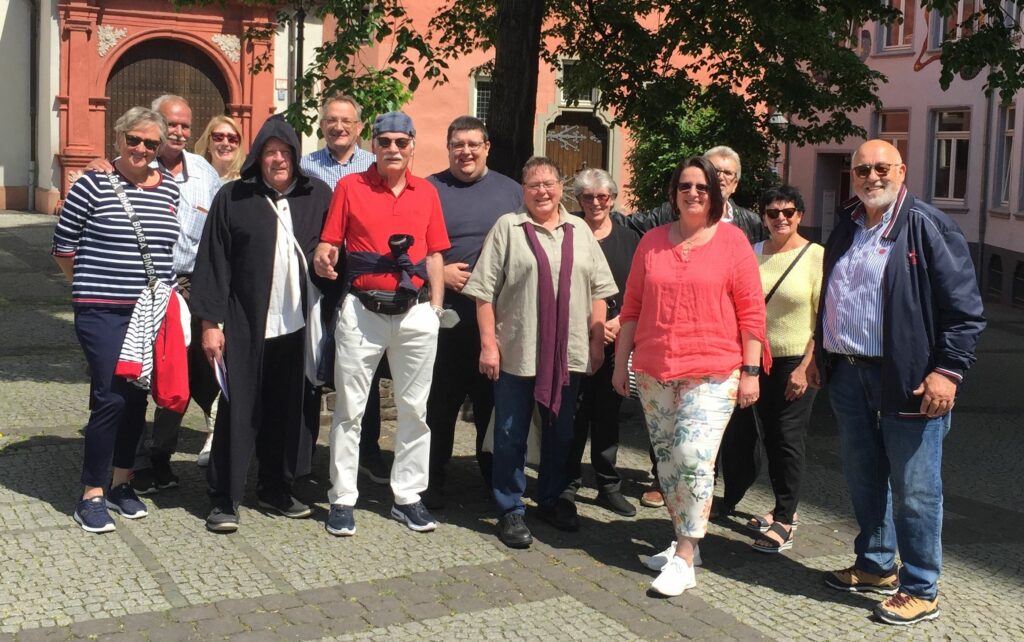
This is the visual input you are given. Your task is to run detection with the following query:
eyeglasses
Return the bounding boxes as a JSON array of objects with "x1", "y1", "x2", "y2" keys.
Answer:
[
  {"x1": 124, "y1": 134, "x2": 161, "y2": 151},
  {"x1": 677, "y1": 182, "x2": 709, "y2": 194},
  {"x1": 764, "y1": 207, "x2": 799, "y2": 219},
  {"x1": 579, "y1": 193, "x2": 612, "y2": 204},
  {"x1": 323, "y1": 118, "x2": 360, "y2": 128},
  {"x1": 211, "y1": 132, "x2": 241, "y2": 145},
  {"x1": 714, "y1": 167, "x2": 737, "y2": 179},
  {"x1": 525, "y1": 181, "x2": 560, "y2": 192},
  {"x1": 853, "y1": 162, "x2": 896, "y2": 179},
  {"x1": 376, "y1": 136, "x2": 412, "y2": 150},
  {"x1": 449, "y1": 141, "x2": 485, "y2": 151}
]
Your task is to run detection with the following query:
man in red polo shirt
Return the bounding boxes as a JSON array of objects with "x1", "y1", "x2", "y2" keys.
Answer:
[{"x1": 313, "y1": 111, "x2": 449, "y2": 536}]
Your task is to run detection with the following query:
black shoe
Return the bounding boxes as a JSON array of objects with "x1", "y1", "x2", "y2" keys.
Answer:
[
  {"x1": 358, "y1": 454, "x2": 390, "y2": 485},
  {"x1": 151, "y1": 457, "x2": 179, "y2": 490},
  {"x1": 257, "y1": 490, "x2": 312, "y2": 519},
  {"x1": 536, "y1": 498, "x2": 580, "y2": 532},
  {"x1": 497, "y1": 512, "x2": 532, "y2": 548},
  {"x1": 597, "y1": 491, "x2": 637, "y2": 517},
  {"x1": 421, "y1": 486, "x2": 445, "y2": 510},
  {"x1": 206, "y1": 505, "x2": 239, "y2": 533},
  {"x1": 131, "y1": 468, "x2": 158, "y2": 496}
]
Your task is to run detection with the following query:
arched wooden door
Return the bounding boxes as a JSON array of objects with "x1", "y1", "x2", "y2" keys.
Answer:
[
  {"x1": 105, "y1": 39, "x2": 229, "y2": 158},
  {"x1": 544, "y1": 112, "x2": 609, "y2": 181}
]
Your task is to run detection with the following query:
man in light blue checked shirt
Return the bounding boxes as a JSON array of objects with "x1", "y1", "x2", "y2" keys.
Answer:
[
  {"x1": 300, "y1": 94, "x2": 375, "y2": 189},
  {"x1": 299, "y1": 94, "x2": 388, "y2": 485}
]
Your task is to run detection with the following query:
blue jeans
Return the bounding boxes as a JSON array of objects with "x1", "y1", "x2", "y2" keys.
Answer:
[
  {"x1": 828, "y1": 360, "x2": 950, "y2": 599},
  {"x1": 492, "y1": 372, "x2": 580, "y2": 516}
]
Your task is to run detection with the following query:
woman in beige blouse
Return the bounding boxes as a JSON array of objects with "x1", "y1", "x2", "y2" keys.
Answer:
[{"x1": 463, "y1": 156, "x2": 617, "y2": 550}]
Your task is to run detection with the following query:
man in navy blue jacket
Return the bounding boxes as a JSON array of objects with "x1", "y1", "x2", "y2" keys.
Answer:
[{"x1": 813, "y1": 139, "x2": 985, "y2": 626}]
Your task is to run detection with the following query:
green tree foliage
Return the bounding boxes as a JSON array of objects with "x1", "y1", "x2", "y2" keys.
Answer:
[{"x1": 626, "y1": 104, "x2": 779, "y2": 211}]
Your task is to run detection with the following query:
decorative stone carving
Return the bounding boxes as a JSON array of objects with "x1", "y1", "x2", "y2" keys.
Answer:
[
  {"x1": 212, "y1": 34, "x2": 241, "y2": 63},
  {"x1": 97, "y1": 25, "x2": 128, "y2": 57}
]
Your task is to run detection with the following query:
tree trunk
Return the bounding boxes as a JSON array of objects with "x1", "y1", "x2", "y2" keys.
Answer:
[{"x1": 487, "y1": 0, "x2": 545, "y2": 181}]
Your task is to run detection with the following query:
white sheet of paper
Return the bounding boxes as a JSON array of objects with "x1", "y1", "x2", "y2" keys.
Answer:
[{"x1": 214, "y1": 356, "x2": 230, "y2": 402}]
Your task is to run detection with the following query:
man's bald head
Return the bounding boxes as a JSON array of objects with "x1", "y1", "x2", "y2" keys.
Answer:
[{"x1": 852, "y1": 139, "x2": 906, "y2": 217}]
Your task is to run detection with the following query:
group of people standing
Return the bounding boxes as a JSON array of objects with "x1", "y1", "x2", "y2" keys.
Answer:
[{"x1": 51, "y1": 91, "x2": 984, "y2": 626}]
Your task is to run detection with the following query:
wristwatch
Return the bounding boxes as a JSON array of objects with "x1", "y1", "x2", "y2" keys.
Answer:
[{"x1": 740, "y1": 365, "x2": 761, "y2": 376}]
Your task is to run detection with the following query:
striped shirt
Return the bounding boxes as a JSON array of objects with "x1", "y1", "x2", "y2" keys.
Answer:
[
  {"x1": 52, "y1": 170, "x2": 180, "y2": 308},
  {"x1": 159, "y1": 151, "x2": 222, "y2": 275},
  {"x1": 822, "y1": 200, "x2": 896, "y2": 357},
  {"x1": 300, "y1": 146, "x2": 375, "y2": 190}
]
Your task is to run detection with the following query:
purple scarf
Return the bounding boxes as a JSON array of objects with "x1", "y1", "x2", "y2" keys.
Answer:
[{"x1": 522, "y1": 220, "x2": 573, "y2": 417}]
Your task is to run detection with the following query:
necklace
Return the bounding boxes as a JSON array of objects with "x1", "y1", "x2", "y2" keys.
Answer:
[{"x1": 676, "y1": 224, "x2": 710, "y2": 262}]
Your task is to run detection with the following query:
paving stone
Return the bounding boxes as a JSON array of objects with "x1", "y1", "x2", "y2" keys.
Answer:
[
  {"x1": 194, "y1": 616, "x2": 246, "y2": 638},
  {"x1": 274, "y1": 623, "x2": 327, "y2": 641},
  {"x1": 226, "y1": 632, "x2": 282, "y2": 642},
  {"x1": 67, "y1": 619, "x2": 121, "y2": 638},
  {"x1": 238, "y1": 612, "x2": 287, "y2": 632},
  {"x1": 402, "y1": 602, "x2": 452, "y2": 621},
  {"x1": 215, "y1": 598, "x2": 264, "y2": 618},
  {"x1": 278, "y1": 606, "x2": 327, "y2": 627},
  {"x1": 145, "y1": 623, "x2": 200, "y2": 642},
  {"x1": 317, "y1": 601, "x2": 365, "y2": 621},
  {"x1": 169, "y1": 605, "x2": 220, "y2": 623},
  {"x1": 257, "y1": 595, "x2": 304, "y2": 613}
]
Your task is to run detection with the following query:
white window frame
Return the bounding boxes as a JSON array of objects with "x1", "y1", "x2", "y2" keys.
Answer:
[
  {"x1": 931, "y1": 0, "x2": 977, "y2": 47},
  {"x1": 473, "y1": 75, "x2": 493, "y2": 124},
  {"x1": 881, "y1": 0, "x2": 915, "y2": 50},
  {"x1": 931, "y1": 109, "x2": 971, "y2": 203},
  {"x1": 995, "y1": 103, "x2": 1015, "y2": 207},
  {"x1": 559, "y1": 61, "x2": 599, "y2": 108},
  {"x1": 876, "y1": 109, "x2": 910, "y2": 160}
]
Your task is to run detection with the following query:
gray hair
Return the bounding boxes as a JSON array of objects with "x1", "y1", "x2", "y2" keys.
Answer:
[
  {"x1": 572, "y1": 168, "x2": 617, "y2": 198},
  {"x1": 321, "y1": 94, "x2": 364, "y2": 121},
  {"x1": 703, "y1": 145, "x2": 742, "y2": 180},
  {"x1": 114, "y1": 107, "x2": 167, "y2": 141},
  {"x1": 151, "y1": 94, "x2": 189, "y2": 113}
]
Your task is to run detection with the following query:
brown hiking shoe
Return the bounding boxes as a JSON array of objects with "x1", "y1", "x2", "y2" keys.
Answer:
[
  {"x1": 874, "y1": 591, "x2": 939, "y2": 625},
  {"x1": 640, "y1": 484, "x2": 665, "y2": 508},
  {"x1": 824, "y1": 565, "x2": 899, "y2": 595}
]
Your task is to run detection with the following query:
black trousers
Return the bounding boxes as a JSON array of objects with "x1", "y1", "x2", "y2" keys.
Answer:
[
  {"x1": 757, "y1": 356, "x2": 817, "y2": 523},
  {"x1": 719, "y1": 405, "x2": 761, "y2": 510},
  {"x1": 75, "y1": 307, "x2": 148, "y2": 488},
  {"x1": 425, "y1": 320, "x2": 493, "y2": 489},
  {"x1": 565, "y1": 350, "x2": 624, "y2": 494},
  {"x1": 208, "y1": 331, "x2": 304, "y2": 507}
]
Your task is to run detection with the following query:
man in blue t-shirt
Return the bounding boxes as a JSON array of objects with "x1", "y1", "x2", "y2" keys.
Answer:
[{"x1": 424, "y1": 116, "x2": 524, "y2": 509}]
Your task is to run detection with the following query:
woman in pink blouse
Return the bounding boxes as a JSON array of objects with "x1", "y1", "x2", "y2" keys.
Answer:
[{"x1": 612, "y1": 156, "x2": 769, "y2": 597}]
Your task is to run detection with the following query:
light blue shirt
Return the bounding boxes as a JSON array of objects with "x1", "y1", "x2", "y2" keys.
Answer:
[
  {"x1": 158, "y1": 151, "x2": 222, "y2": 275},
  {"x1": 300, "y1": 146, "x2": 375, "y2": 190},
  {"x1": 822, "y1": 201, "x2": 896, "y2": 357}
]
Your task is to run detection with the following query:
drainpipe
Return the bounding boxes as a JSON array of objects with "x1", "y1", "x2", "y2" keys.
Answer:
[
  {"x1": 27, "y1": 0, "x2": 40, "y2": 212},
  {"x1": 977, "y1": 89, "x2": 995, "y2": 285}
]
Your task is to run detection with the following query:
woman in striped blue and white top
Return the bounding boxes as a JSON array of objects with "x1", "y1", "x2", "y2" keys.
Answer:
[{"x1": 52, "y1": 106, "x2": 180, "y2": 533}]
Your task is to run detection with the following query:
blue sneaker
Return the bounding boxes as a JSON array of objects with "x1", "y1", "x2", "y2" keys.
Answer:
[
  {"x1": 106, "y1": 483, "x2": 148, "y2": 519},
  {"x1": 74, "y1": 496, "x2": 116, "y2": 533},
  {"x1": 326, "y1": 504, "x2": 355, "y2": 536},
  {"x1": 391, "y1": 501, "x2": 437, "y2": 532}
]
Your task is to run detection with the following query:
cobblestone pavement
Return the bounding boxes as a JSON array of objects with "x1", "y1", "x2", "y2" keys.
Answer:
[{"x1": 1, "y1": 211, "x2": 1022, "y2": 641}]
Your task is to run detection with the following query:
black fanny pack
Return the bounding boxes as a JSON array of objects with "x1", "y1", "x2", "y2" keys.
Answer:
[{"x1": 352, "y1": 288, "x2": 428, "y2": 315}]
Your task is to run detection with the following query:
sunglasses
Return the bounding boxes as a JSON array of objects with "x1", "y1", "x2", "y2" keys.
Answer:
[
  {"x1": 764, "y1": 207, "x2": 799, "y2": 219},
  {"x1": 677, "y1": 182, "x2": 709, "y2": 194},
  {"x1": 124, "y1": 134, "x2": 161, "y2": 151},
  {"x1": 211, "y1": 132, "x2": 241, "y2": 145},
  {"x1": 853, "y1": 162, "x2": 896, "y2": 179},
  {"x1": 376, "y1": 136, "x2": 412, "y2": 150}
]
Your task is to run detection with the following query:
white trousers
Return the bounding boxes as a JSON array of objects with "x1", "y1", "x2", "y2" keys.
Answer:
[{"x1": 328, "y1": 294, "x2": 439, "y2": 506}]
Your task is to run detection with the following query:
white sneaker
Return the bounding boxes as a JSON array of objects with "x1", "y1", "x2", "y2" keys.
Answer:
[
  {"x1": 650, "y1": 556, "x2": 696, "y2": 597},
  {"x1": 644, "y1": 542, "x2": 702, "y2": 571},
  {"x1": 197, "y1": 433, "x2": 214, "y2": 467}
]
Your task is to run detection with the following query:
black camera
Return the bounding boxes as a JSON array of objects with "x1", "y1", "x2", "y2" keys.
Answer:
[{"x1": 388, "y1": 234, "x2": 414, "y2": 257}]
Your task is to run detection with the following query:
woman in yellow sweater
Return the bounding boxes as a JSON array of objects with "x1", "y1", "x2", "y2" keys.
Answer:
[{"x1": 748, "y1": 185, "x2": 823, "y2": 553}]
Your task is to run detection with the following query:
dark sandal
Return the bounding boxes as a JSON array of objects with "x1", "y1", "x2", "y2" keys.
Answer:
[
  {"x1": 752, "y1": 521, "x2": 794, "y2": 553},
  {"x1": 746, "y1": 513, "x2": 801, "y2": 533}
]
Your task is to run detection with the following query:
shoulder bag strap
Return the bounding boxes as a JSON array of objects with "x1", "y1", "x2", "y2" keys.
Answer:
[
  {"x1": 763, "y1": 242, "x2": 812, "y2": 304},
  {"x1": 108, "y1": 171, "x2": 158, "y2": 289}
]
